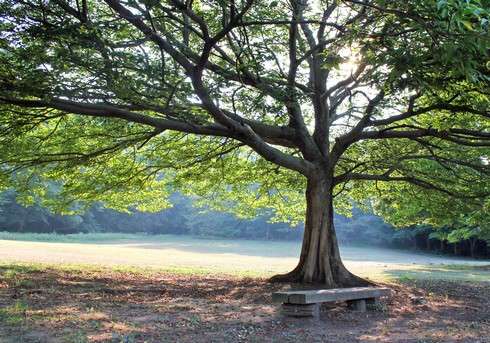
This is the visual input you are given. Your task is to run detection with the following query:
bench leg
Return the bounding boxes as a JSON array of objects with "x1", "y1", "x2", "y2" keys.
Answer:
[
  {"x1": 366, "y1": 297, "x2": 380, "y2": 309},
  {"x1": 347, "y1": 299, "x2": 366, "y2": 312},
  {"x1": 281, "y1": 303, "x2": 320, "y2": 318}
]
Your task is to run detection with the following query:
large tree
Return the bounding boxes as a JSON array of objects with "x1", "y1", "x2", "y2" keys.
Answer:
[{"x1": 0, "y1": 0, "x2": 489, "y2": 286}]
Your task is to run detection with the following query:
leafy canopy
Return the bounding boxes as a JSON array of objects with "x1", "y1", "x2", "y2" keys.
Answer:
[{"x1": 0, "y1": 0, "x2": 488, "y2": 227}]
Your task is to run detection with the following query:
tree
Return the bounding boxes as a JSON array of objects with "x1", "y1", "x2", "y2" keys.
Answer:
[{"x1": 0, "y1": 0, "x2": 489, "y2": 286}]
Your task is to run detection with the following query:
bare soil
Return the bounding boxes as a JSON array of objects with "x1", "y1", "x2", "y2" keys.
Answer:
[{"x1": 0, "y1": 266, "x2": 488, "y2": 343}]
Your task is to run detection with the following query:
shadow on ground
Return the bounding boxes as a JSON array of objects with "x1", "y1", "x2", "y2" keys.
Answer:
[{"x1": 0, "y1": 264, "x2": 489, "y2": 342}]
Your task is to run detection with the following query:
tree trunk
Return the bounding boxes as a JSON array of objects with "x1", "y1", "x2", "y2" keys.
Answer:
[
  {"x1": 270, "y1": 176, "x2": 370, "y2": 287},
  {"x1": 469, "y1": 238, "x2": 477, "y2": 258},
  {"x1": 18, "y1": 216, "x2": 26, "y2": 233}
]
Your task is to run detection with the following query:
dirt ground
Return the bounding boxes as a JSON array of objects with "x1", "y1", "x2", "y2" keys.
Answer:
[{"x1": 0, "y1": 265, "x2": 488, "y2": 343}]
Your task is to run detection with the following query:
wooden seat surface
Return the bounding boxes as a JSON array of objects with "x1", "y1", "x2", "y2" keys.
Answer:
[{"x1": 272, "y1": 286, "x2": 391, "y2": 304}]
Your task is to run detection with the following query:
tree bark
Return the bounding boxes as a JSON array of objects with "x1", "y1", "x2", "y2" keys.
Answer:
[{"x1": 270, "y1": 175, "x2": 371, "y2": 287}]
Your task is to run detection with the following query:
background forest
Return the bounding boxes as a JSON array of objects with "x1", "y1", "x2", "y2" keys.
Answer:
[{"x1": 0, "y1": 190, "x2": 488, "y2": 258}]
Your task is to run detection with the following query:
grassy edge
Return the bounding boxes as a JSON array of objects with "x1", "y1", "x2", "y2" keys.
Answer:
[
  {"x1": 0, "y1": 260, "x2": 270, "y2": 279},
  {"x1": 1, "y1": 260, "x2": 489, "y2": 284}
]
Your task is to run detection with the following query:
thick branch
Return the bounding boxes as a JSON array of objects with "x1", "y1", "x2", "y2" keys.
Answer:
[
  {"x1": 358, "y1": 128, "x2": 490, "y2": 146},
  {"x1": 0, "y1": 97, "x2": 235, "y2": 138},
  {"x1": 335, "y1": 172, "x2": 488, "y2": 199}
]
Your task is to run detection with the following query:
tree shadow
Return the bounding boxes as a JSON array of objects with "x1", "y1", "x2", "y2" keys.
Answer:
[{"x1": 1, "y1": 264, "x2": 488, "y2": 342}]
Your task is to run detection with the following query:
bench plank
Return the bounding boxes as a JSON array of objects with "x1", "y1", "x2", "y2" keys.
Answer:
[{"x1": 272, "y1": 287, "x2": 390, "y2": 305}]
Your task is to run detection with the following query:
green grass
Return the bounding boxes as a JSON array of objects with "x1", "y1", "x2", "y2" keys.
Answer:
[
  {"x1": 1, "y1": 260, "x2": 489, "y2": 285},
  {"x1": 0, "y1": 261, "x2": 266, "y2": 279},
  {"x1": 1, "y1": 266, "x2": 41, "y2": 289},
  {"x1": 383, "y1": 264, "x2": 490, "y2": 283},
  {"x1": 0, "y1": 300, "x2": 28, "y2": 326}
]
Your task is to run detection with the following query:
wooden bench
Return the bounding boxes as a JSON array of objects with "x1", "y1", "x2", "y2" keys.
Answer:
[{"x1": 272, "y1": 287, "x2": 391, "y2": 317}]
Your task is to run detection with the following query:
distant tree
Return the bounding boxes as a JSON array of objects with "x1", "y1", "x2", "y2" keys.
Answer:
[
  {"x1": 0, "y1": 1, "x2": 488, "y2": 286},
  {"x1": 0, "y1": 191, "x2": 51, "y2": 232},
  {"x1": 429, "y1": 215, "x2": 490, "y2": 257}
]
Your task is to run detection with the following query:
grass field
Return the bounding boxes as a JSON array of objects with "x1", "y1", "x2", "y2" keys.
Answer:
[{"x1": 0, "y1": 232, "x2": 489, "y2": 282}]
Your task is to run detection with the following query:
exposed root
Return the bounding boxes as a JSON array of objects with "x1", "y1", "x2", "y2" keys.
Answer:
[
  {"x1": 269, "y1": 266, "x2": 374, "y2": 288},
  {"x1": 268, "y1": 267, "x2": 302, "y2": 284},
  {"x1": 335, "y1": 271, "x2": 373, "y2": 288}
]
